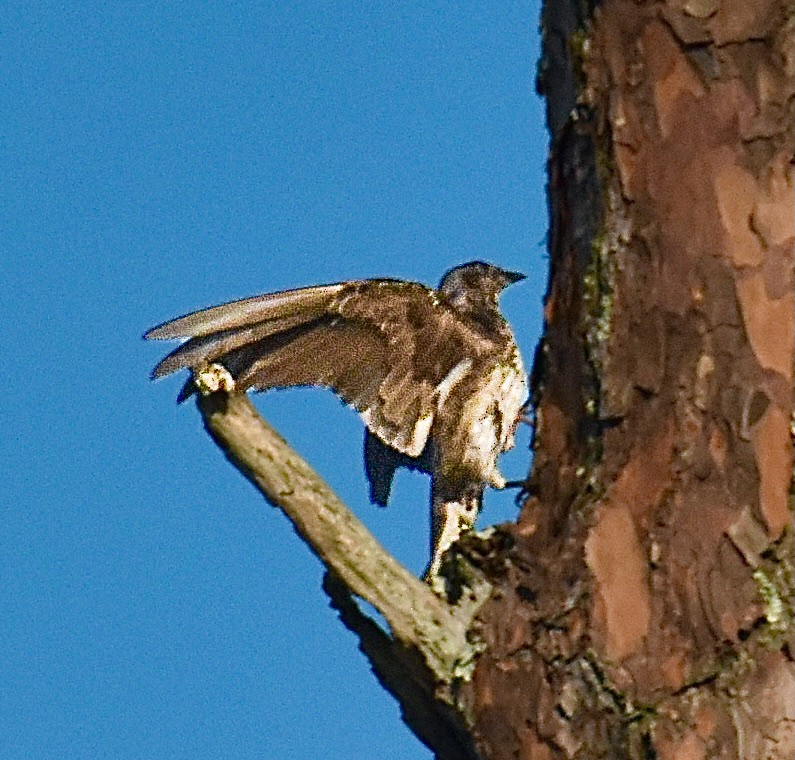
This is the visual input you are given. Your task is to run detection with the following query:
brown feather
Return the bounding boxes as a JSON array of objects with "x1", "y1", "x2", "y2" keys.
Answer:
[
  {"x1": 151, "y1": 312, "x2": 328, "y2": 379},
  {"x1": 144, "y1": 284, "x2": 346, "y2": 340}
]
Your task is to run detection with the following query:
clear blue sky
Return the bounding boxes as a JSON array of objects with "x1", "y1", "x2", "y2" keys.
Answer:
[{"x1": 1, "y1": 3, "x2": 547, "y2": 758}]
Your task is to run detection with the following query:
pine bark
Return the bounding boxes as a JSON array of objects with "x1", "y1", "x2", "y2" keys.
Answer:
[{"x1": 464, "y1": 0, "x2": 794, "y2": 757}]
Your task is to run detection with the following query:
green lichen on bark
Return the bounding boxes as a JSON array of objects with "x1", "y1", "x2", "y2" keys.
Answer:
[
  {"x1": 752, "y1": 528, "x2": 794, "y2": 649},
  {"x1": 581, "y1": 230, "x2": 615, "y2": 376},
  {"x1": 567, "y1": 26, "x2": 591, "y2": 93}
]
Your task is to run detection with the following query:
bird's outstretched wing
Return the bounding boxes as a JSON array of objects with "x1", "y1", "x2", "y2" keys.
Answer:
[{"x1": 145, "y1": 279, "x2": 490, "y2": 458}]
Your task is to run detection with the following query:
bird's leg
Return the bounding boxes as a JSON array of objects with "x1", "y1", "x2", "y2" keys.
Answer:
[
  {"x1": 487, "y1": 470, "x2": 507, "y2": 490},
  {"x1": 511, "y1": 401, "x2": 534, "y2": 435},
  {"x1": 426, "y1": 479, "x2": 483, "y2": 590}
]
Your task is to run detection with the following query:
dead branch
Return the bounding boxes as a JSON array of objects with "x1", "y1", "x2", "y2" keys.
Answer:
[{"x1": 197, "y1": 391, "x2": 492, "y2": 759}]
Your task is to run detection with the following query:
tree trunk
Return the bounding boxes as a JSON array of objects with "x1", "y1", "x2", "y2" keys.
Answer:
[
  {"x1": 193, "y1": 1, "x2": 793, "y2": 758},
  {"x1": 465, "y1": 0, "x2": 794, "y2": 757}
]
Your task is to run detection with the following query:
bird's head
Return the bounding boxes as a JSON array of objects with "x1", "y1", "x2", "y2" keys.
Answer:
[{"x1": 438, "y1": 261, "x2": 525, "y2": 320}]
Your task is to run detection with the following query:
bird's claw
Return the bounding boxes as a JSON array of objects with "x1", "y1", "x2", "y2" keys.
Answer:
[{"x1": 503, "y1": 478, "x2": 532, "y2": 505}]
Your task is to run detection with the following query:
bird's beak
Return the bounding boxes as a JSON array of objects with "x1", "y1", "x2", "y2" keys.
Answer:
[{"x1": 504, "y1": 269, "x2": 526, "y2": 285}]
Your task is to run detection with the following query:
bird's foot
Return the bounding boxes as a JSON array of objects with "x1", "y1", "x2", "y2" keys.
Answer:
[
  {"x1": 194, "y1": 363, "x2": 236, "y2": 395},
  {"x1": 503, "y1": 478, "x2": 533, "y2": 505}
]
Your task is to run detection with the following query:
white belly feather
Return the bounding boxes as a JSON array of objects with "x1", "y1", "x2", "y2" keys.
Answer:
[{"x1": 460, "y1": 348, "x2": 527, "y2": 486}]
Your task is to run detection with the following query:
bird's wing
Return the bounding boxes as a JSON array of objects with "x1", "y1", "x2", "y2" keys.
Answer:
[
  {"x1": 146, "y1": 279, "x2": 491, "y2": 457},
  {"x1": 145, "y1": 284, "x2": 347, "y2": 341}
]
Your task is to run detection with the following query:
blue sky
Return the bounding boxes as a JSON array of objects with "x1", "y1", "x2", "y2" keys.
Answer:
[{"x1": 1, "y1": 3, "x2": 547, "y2": 757}]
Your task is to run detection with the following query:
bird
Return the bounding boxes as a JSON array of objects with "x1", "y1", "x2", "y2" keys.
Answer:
[{"x1": 145, "y1": 261, "x2": 528, "y2": 581}]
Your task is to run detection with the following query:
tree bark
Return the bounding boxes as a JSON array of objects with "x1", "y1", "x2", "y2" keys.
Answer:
[
  {"x1": 190, "y1": 1, "x2": 793, "y2": 758},
  {"x1": 465, "y1": 0, "x2": 794, "y2": 757}
]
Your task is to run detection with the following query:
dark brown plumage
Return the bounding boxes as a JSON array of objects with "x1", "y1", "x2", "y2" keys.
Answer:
[{"x1": 145, "y1": 261, "x2": 528, "y2": 579}]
